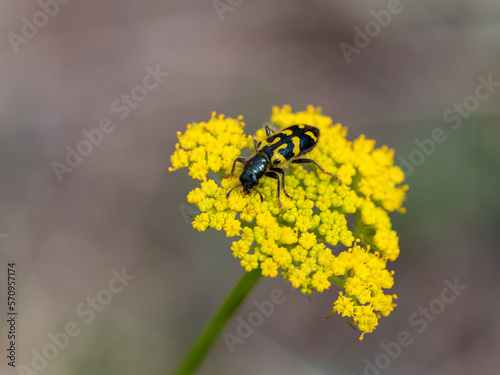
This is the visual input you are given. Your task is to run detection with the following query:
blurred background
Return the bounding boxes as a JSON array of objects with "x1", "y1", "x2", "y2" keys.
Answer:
[{"x1": 1, "y1": 1, "x2": 499, "y2": 374}]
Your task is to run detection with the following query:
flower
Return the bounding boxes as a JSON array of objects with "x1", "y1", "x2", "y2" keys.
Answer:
[{"x1": 170, "y1": 105, "x2": 408, "y2": 339}]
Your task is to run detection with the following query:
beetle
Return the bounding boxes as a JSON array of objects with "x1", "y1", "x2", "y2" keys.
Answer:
[{"x1": 225, "y1": 124, "x2": 341, "y2": 210}]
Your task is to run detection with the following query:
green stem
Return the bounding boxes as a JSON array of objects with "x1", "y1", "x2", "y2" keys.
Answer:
[
  {"x1": 174, "y1": 269, "x2": 262, "y2": 375},
  {"x1": 329, "y1": 274, "x2": 345, "y2": 289}
]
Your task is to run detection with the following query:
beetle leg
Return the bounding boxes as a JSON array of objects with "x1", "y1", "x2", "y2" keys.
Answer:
[
  {"x1": 264, "y1": 123, "x2": 281, "y2": 136},
  {"x1": 226, "y1": 157, "x2": 247, "y2": 178},
  {"x1": 253, "y1": 138, "x2": 259, "y2": 151},
  {"x1": 265, "y1": 171, "x2": 284, "y2": 210},
  {"x1": 291, "y1": 158, "x2": 342, "y2": 183},
  {"x1": 265, "y1": 124, "x2": 272, "y2": 136},
  {"x1": 269, "y1": 167, "x2": 292, "y2": 200}
]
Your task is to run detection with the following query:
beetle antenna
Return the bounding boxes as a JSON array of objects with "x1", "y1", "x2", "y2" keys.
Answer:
[
  {"x1": 252, "y1": 188, "x2": 264, "y2": 203},
  {"x1": 226, "y1": 185, "x2": 242, "y2": 199}
]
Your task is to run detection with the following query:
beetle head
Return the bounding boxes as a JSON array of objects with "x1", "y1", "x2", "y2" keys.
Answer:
[{"x1": 239, "y1": 170, "x2": 258, "y2": 194}]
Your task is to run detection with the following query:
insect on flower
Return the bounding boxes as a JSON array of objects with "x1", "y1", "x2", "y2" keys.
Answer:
[{"x1": 226, "y1": 124, "x2": 341, "y2": 210}]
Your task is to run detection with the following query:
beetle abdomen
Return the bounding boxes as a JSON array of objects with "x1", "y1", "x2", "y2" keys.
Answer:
[{"x1": 259, "y1": 124, "x2": 319, "y2": 166}]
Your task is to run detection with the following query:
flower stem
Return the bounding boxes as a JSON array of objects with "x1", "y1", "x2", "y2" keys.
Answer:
[
  {"x1": 329, "y1": 274, "x2": 345, "y2": 289},
  {"x1": 174, "y1": 269, "x2": 262, "y2": 375}
]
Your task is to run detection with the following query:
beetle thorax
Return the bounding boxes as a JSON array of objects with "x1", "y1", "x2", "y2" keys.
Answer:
[{"x1": 239, "y1": 153, "x2": 269, "y2": 192}]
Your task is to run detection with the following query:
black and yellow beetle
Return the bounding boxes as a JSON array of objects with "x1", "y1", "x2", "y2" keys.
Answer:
[{"x1": 226, "y1": 124, "x2": 341, "y2": 210}]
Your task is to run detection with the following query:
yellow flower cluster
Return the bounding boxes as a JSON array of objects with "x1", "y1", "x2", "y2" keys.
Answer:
[{"x1": 170, "y1": 105, "x2": 408, "y2": 339}]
